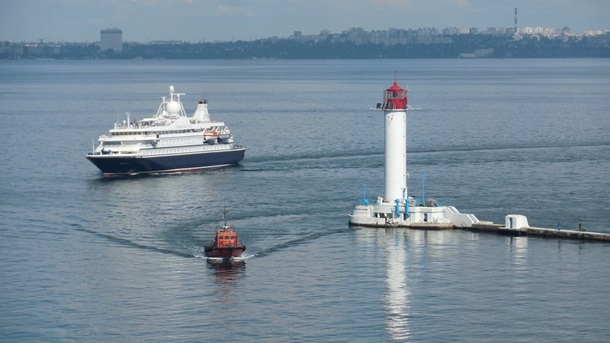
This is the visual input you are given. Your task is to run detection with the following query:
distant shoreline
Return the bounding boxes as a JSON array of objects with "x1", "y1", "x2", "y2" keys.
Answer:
[{"x1": 2, "y1": 34, "x2": 609, "y2": 60}]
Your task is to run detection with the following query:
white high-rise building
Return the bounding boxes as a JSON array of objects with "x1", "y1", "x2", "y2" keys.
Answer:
[{"x1": 100, "y1": 28, "x2": 123, "y2": 52}]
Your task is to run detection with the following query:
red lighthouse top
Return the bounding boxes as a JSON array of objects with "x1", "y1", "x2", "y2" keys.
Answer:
[{"x1": 382, "y1": 81, "x2": 408, "y2": 110}]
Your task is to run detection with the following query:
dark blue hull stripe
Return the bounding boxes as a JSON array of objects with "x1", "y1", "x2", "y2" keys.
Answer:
[{"x1": 86, "y1": 148, "x2": 245, "y2": 176}]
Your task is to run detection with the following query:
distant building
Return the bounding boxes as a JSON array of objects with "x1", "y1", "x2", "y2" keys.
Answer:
[{"x1": 100, "y1": 28, "x2": 122, "y2": 52}]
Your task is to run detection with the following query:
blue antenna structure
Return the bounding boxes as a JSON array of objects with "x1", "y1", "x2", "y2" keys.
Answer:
[
  {"x1": 360, "y1": 184, "x2": 369, "y2": 205},
  {"x1": 421, "y1": 172, "x2": 425, "y2": 205}
]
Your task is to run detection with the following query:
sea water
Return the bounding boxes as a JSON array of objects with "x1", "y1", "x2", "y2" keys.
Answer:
[{"x1": 0, "y1": 59, "x2": 609, "y2": 342}]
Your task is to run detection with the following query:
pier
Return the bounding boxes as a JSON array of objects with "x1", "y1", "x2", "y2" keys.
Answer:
[
  {"x1": 388, "y1": 215, "x2": 610, "y2": 243},
  {"x1": 352, "y1": 214, "x2": 610, "y2": 242},
  {"x1": 354, "y1": 221, "x2": 610, "y2": 242},
  {"x1": 464, "y1": 214, "x2": 610, "y2": 242},
  {"x1": 465, "y1": 222, "x2": 610, "y2": 242}
]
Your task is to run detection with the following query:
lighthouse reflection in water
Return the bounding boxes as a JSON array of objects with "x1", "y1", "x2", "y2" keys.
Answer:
[
  {"x1": 356, "y1": 228, "x2": 411, "y2": 341},
  {"x1": 384, "y1": 230, "x2": 410, "y2": 341}
]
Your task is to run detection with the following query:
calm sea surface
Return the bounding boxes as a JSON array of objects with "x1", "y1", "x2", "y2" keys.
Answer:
[{"x1": 1, "y1": 59, "x2": 609, "y2": 342}]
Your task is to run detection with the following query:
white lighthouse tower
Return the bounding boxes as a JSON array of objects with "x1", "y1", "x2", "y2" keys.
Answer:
[
  {"x1": 349, "y1": 81, "x2": 480, "y2": 228},
  {"x1": 383, "y1": 81, "x2": 408, "y2": 203}
]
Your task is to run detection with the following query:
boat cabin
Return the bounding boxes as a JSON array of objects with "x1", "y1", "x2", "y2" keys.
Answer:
[{"x1": 214, "y1": 227, "x2": 239, "y2": 247}]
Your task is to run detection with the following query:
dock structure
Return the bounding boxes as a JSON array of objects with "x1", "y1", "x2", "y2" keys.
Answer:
[
  {"x1": 466, "y1": 214, "x2": 610, "y2": 242},
  {"x1": 351, "y1": 214, "x2": 610, "y2": 243},
  {"x1": 466, "y1": 223, "x2": 610, "y2": 242}
]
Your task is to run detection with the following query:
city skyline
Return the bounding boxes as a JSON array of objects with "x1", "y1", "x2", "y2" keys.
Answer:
[{"x1": 1, "y1": 0, "x2": 608, "y2": 43}]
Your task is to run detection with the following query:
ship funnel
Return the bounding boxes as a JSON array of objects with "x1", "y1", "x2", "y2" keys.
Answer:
[{"x1": 192, "y1": 99, "x2": 211, "y2": 122}]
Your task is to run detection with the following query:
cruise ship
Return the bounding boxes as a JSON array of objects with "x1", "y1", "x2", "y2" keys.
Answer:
[{"x1": 86, "y1": 86, "x2": 245, "y2": 177}]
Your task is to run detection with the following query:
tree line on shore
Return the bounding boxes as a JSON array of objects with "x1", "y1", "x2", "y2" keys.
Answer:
[{"x1": 2, "y1": 33, "x2": 609, "y2": 59}]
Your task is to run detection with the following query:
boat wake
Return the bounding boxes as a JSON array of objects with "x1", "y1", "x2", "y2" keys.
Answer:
[
  {"x1": 194, "y1": 254, "x2": 255, "y2": 262},
  {"x1": 73, "y1": 226, "x2": 196, "y2": 259},
  {"x1": 253, "y1": 228, "x2": 351, "y2": 258}
]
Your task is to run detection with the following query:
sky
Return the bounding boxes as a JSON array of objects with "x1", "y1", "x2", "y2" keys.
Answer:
[{"x1": 0, "y1": 0, "x2": 608, "y2": 42}]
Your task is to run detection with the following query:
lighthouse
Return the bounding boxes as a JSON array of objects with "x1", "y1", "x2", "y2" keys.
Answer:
[
  {"x1": 382, "y1": 81, "x2": 408, "y2": 203},
  {"x1": 349, "y1": 81, "x2": 480, "y2": 228}
]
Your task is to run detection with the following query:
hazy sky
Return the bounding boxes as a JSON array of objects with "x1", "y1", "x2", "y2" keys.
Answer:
[{"x1": 1, "y1": 0, "x2": 608, "y2": 42}]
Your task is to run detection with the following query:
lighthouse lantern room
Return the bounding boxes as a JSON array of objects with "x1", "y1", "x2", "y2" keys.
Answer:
[{"x1": 382, "y1": 81, "x2": 408, "y2": 110}]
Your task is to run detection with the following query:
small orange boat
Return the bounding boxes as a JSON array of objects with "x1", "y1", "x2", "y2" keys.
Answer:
[{"x1": 204, "y1": 210, "x2": 246, "y2": 259}]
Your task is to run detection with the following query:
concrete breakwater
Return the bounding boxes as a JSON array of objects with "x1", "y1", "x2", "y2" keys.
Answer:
[
  {"x1": 370, "y1": 214, "x2": 610, "y2": 243},
  {"x1": 464, "y1": 222, "x2": 610, "y2": 242}
]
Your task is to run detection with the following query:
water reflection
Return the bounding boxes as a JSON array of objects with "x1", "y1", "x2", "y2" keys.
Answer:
[
  {"x1": 384, "y1": 229, "x2": 410, "y2": 341},
  {"x1": 84, "y1": 171, "x2": 233, "y2": 251},
  {"x1": 507, "y1": 236, "x2": 528, "y2": 273},
  {"x1": 86, "y1": 170, "x2": 231, "y2": 219},
  {"x1": 208, "y1": 259, "x2": 245, "y2": 281},
  {"x1": 207, "y1": 260, "x2": 246, "y2": 306},
  {"x1": 354, "y1": 228, "x2": 411, "y2": 341}
]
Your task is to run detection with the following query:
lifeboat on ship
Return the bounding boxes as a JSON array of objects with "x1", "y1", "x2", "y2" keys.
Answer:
[
  {"x1": 204, "y1": 210, "x2": 246, "y2": 259},
  {"x1": 203, "y1": 128, "x2": 219, "y2": 143}
]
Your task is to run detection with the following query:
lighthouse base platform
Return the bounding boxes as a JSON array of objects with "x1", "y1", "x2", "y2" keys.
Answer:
[
  {"x1": 349, "y1": 204, "x2": 610, "y2": 242},
  {"x1": 348, "y1": 199, "x2": 480, "y2": 229}
]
